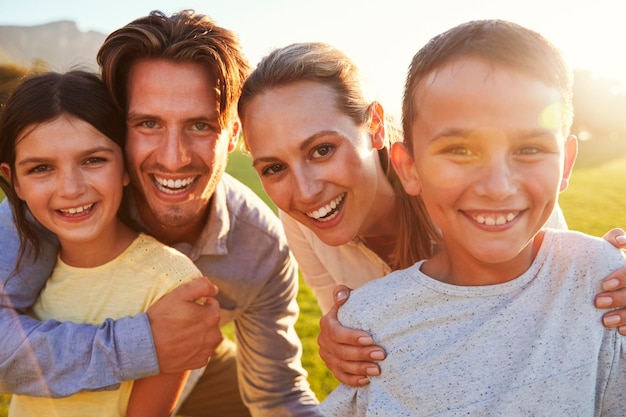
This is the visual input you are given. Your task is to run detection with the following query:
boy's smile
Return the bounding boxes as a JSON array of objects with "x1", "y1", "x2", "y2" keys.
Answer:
[{"x1": 400, "y1": 56, "x2": 577, "y2": 285}]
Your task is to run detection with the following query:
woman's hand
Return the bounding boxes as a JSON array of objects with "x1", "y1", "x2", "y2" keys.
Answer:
[
  {"x1": 596, "y1": 228, "x2": 626, "y2": 335},
  {"x1": 317, "y1": 286, "x2": 386, "y2": 387}
]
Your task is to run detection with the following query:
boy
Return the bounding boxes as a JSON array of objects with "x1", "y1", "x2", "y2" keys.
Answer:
[{"x1": 320, "y1": 19, "x2": 626, "y2": 416}]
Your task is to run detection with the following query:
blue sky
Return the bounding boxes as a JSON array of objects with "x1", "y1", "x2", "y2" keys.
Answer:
[{"x1": 1, "y1": 0, "x2": 625, "y2": 117}]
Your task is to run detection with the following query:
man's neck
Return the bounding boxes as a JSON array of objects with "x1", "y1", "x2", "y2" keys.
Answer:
[{"x1": 134, "y1": 197, "x2": 211, "y2": 246}]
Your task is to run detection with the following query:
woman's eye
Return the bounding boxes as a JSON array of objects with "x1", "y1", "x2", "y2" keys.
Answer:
[
  {"x1": 312, "y1": 144, "x2": 334, "y2": 159},
  {"x1": 261, "y1": 164, "x2": 285, "y2": 176}
]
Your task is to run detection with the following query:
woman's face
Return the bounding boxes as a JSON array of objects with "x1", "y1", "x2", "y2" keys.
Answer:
[{"x1": 242, "y1": 81, "x2": 390, "y2": 246}]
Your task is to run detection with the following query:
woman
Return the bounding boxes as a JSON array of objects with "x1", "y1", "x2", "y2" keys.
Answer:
[{"x1": 238, "y1": 42, "x2": 626, "y2": 387}]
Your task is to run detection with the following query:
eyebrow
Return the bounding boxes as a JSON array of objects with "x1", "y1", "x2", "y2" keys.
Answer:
[
  {"x1": 127, "y1": 111, "x2": 220, "y2": 125},
  {"x1": 16, "y1": 146, "x2": 117, "y2": 166},
  {"x1": 430, "y1": 128, "x2": 556, "y2": 142},
  {"x1": 252, "y1": 130, "x2": 340, "y2": 168}
]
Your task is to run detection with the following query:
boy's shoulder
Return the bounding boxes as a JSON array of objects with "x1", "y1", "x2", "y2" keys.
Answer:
[{"x1": 542, "y1": 228, "x2": 626, "y2": 271}]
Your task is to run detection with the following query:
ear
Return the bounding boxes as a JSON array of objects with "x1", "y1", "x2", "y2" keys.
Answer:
[
  {"x1": 1, "y1": 163, "x2": 22, "y2": 199},
  {"x1": 227, "y1": 120, "x2": 240, "y2": 153},
  {"x1": 559, "y1": 135, "x2": 578, "y2": 192},
  {"x1": 390, "y1": 142, "x2": 422, "y2": 196},
  {"x1": 123, "y1": 169, "x2": 131, "y2": 187},
  {"x1": 368, "y1": 102, "x2": 385, "y2": 150}
]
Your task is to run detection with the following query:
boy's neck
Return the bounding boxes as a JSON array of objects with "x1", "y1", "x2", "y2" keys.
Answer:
[{"x1": 422, "y1": 231, "x2": 545, "y2": 286}]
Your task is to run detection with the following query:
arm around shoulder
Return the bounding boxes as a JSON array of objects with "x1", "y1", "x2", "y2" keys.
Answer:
[{"x1": 0, "y1": 200, "x2": 159, "y2": 396}]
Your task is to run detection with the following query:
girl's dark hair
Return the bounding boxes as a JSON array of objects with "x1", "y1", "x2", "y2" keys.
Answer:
[{"x1": 0, "y1": 70, "x2": 126, "y2": 270}]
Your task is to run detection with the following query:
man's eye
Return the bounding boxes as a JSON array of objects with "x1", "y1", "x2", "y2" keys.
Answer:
[{"x1": 141, "y1": 120, "x2": 158, "y2": 129}]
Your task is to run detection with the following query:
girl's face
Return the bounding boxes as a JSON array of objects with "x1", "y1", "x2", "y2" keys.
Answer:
[
  {"x1": 2, "y1": 114, "x2": 129, "y2": 251},
  {"x1": 242, "y1": 81, "x2": 393, "y2": 246}
]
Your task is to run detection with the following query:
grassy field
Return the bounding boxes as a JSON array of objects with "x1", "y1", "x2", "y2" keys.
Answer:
[{"x1": 0, "y1": 148, "x2": 624, "y2": 414}]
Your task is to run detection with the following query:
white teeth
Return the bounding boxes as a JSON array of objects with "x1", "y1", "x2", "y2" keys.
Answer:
[
  {"x1": 307, "y1": 194, "x2": 345, "y2": 221},
  {"x1": 59, "y1": 204, "x2": 94, "y2": 215},
  {"x1": 154, "y1": 176, "x2": 196, "y2": 194},
  {"x1": 473, "y1": 212, "x2": 518, "y2": 225}
]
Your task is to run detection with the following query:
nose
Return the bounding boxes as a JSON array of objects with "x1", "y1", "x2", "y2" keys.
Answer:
[
  {"x1": 57, "y1": 167, "x2": 87, "y2": 198},
  {"x1": 292, "y1": 165, "x2": 323, "y2": 203},
  {"x1": 156, "y1": 128, "x2": 192, "y2": 169},
  {"x1": 473, "y1": 155, "x2": 518, "y2": 200}
]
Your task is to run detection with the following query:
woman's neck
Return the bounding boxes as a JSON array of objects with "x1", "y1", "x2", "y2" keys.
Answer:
[{"x1": 359, "y1": 179, "x2": 399, "y2": 264}]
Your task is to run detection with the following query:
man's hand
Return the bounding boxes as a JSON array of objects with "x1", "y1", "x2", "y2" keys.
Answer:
[
  {"x1": 596, "y1": 228, "x2": 626, "y2": 335},
  {"x1": 318, "y1": 285, "x2": 386, "y2": 387},
  {"x1": 147, "y1": 277, "x2": 222, "y2": 373}
]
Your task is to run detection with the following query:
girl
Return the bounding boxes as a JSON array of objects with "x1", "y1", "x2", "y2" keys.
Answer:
[{"x1": 0, "y1": 70, "x2": 202, "y2": 417}]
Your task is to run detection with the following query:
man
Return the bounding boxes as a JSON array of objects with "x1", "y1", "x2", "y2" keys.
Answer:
[{"x1": 0, "y1": 10, "x2": 321, "y2": 417}]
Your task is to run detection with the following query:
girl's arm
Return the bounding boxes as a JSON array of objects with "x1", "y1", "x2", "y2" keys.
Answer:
[{"x1": 126, "y1": 370, "x2": 190, "y2": 417}]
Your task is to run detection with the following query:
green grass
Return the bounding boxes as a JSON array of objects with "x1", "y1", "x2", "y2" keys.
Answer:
[{"x1": 1, "y1": 150, "x2": 624, "y2": 415}]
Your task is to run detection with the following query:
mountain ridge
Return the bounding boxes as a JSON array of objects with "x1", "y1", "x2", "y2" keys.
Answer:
[{"x1": 0, "y1": 20, "x2": 106, "y2": 71}]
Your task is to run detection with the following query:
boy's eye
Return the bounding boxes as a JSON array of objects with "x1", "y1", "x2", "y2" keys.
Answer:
[
  {"x1": 518, "y1": 146, "x2": 543, "y2": 155},
  {"x1": 447, "y1": 146, "x2": 472, "y2": 156},
  {"x1": 311, "y1": 144, "x2": 334, "y2": 159}
]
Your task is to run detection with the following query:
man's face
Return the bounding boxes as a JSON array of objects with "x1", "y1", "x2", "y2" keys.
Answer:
[{"x1": 125, "y1": 59, "x2": 237, "y2": 242}]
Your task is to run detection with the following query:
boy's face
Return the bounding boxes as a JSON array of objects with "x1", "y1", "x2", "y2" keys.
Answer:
[{"x1": 393, "y1": 56, "x2": 577, "y2": 279}]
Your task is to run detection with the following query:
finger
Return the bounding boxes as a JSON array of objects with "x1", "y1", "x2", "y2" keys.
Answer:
[
  {"x1": 599, "y1": 265, "x2": 626, "y2": 293},
  {"x1": 602, "y1": 228, "x2": 626, "y2": 249},
  {"x1": 333, "y1": 285, "x2": 353, "y2": 307},
  {"x1": 602, "y1": 308, "x2": 626, "y2": 328},
  {"x1": 332, "y1": 369, "x2": 374, "y2": 387},
  {"x1": 319, "y1": 306, "x2": 375, "y2": 346},
  {"x1": 174, "y1": 277, "x2": 219, "y2": 302}
]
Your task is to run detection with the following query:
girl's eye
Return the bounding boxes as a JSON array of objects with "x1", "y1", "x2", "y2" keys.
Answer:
[
  {"x1": 28, "y1": 165, "x2": 50, "y2": 174},
  {"x1": 85, "y1": 157, "x2": 107, "y2": 165},
  {"x1": 261, "y1": 163, "x2": 285, "y2": 176},
  {"x1": 311, "y1": 144, "x2": 334, "y2": 159}
]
